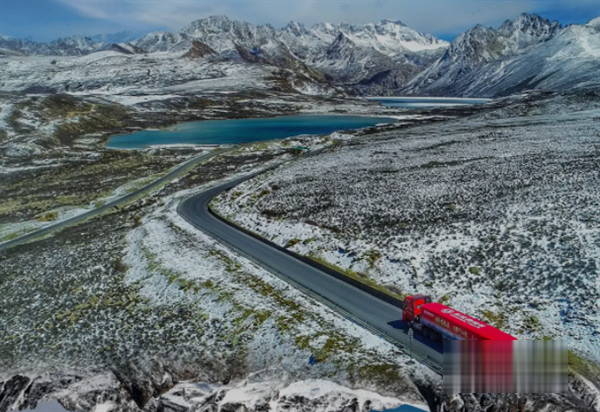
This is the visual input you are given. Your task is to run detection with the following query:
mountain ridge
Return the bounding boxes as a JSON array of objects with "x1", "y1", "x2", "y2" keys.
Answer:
[
  {"x1": 403, "y1": 13, "x2": 599, "y2": 97},
  {"x1": 1, "y1": 13, "x2": 599, "y2": 97}
]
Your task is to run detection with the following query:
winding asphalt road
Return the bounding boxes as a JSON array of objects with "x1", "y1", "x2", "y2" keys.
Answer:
[
  {"x1": 0, "y1": 148, "x2": 229, "y2": 252},
  {"x1": 2, "y1": 147, "x2": 444, "y2": 374},
  {"x1": 178, "y1": 167, "x2": 445, "y2": 374}
]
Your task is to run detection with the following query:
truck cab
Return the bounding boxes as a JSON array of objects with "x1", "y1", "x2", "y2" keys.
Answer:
[{"x1": 402, "y1": 294, "x2": 431, "y2": 324}]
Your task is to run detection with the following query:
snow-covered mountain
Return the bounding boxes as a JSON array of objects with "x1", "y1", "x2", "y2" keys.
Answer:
[
  {"x1": 132, "y1": 31, "x2": 190, "y2": 53},
  {"x1": 277, "y1": 19, "x2": 448, "y2": 89},
  {"x1": 0, "y1": 34, "x2": 140, "y2": 56},
  {"x1": 0, "y1": 35, "x2": 54, "y2": 56},
  {"x1": 89, "y1": 30, "x2": 136, "y2": 45},
  {"x1": 2, "y1": 13, "x2": 599, "y2": 97},
  {"x1": 48, "y1": 35, "x2": 99, "y2": 55},
  {"x1": 0, "y1": 34, "x2": 97, "y2": 56},
  {"x1": 588, "y1": 16, "x2": 600, "y2": 30},
  {"x1": 179, "y1": 15, "x2": 281, "y2": 57},
  {"x1": 132, "y1": 15, "x2": 448, "y2": 86},
  {"x1": 1, "y1": 15, "x2": 448, "y2": 92},
  {"x1": 403, "y1": 13, "x2": 600, "y2": 96}
]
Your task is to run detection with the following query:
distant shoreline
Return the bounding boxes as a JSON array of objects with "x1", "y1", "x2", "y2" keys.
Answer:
[{"x1": 366, "y1": 96, "x2": 493, "y2": 102}]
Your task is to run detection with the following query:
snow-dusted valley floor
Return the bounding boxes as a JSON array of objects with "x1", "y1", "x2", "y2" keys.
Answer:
[
  {"x1": 2, "y1": 91, "x2": 600, "y2": 412},
  {"x1": 0, "y1": 59, "x2": 399, "y2": 245},
  {"x1": 0, "y1": 140, "x2": 439, "y2": 411},
  {"x1": 215, "y1": 92, "x2": 600, "y2": 368}
]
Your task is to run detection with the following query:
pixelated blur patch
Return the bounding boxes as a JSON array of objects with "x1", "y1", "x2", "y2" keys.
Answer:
[{"x1": 443, "y1": 340, "x2": 568, "y2": 393}]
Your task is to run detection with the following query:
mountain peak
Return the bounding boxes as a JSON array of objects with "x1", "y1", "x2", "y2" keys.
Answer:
[
  {"x1": 500, "y1": 12, "x2": 561, "y2": 33},
  {"x1": 54, "y1": 34, "x2": 94, "y2": 42},
  {"x1": 464, "y1": 24, "x2": 492, "y2": 36},
  {"x1": 50, "y1": 35, "x2": 98, "y2": 53},
  {"x1": 497, "y1": 12, "x2": 562, "y2": 47},
  {"x1": 283, "y1": 21, "x2": 308, "y2": 36},
  {"x1": 312, "y1": 22, "x2": 336, "y2": 33},
  {"x1": 378, "y1": 19, "x2": 407, "y2": 27},
  {"x1": 132, "y1": 31, "x2": 187, "y2": 53},
  {"x1": 517, "y1": 12, "x2": 541, "y2": 19},
  {"x1": 337, "y1": 21, "x2": 363, "y2": 33},
  {"x1": 586, "y1": 16, "x2": 600, "y2": 30},
  {"x1": 204, "y1": 15, "x2": 231, "y2": 22},
  {"x1": 183, "y1": 15, "x2": 232, "y2": 30},
  {"x1": 90, "y1": 31, "x2": 135, "y2": 44}
]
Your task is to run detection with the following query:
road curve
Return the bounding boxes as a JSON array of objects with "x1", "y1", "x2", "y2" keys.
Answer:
[
  {"x1": 2, "y1": 145, "x2": 444, "y2": 373},
  {"x1": 178, "y1": 168, "x2": 445, "y2": 374},
  {"x1": 0, "y1": 149, "x2": 229, "y2": 252}
]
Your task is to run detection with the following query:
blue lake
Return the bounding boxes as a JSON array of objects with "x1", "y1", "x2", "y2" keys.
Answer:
[
  {"x1": 106, "y1": 114, "x2": 398, "y2": 149},
  {"x1": 367, "y1": 96, "x2": 492, "y2": 108}
]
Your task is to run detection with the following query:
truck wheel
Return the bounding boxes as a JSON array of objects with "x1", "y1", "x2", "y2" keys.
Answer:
[
  {"x1": 422, "y1": 326, "x2": 430, "y2": 338},
  {"x1": 431, "y1": 331, "x2": 442, "y2": 342}
]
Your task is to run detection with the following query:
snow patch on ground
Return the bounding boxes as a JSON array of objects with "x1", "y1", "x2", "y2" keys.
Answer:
[{"x1": 0, "y1": 206, "x2": 90, "y2": 243}]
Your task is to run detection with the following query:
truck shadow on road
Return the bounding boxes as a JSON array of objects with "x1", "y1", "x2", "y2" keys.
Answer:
[{"x1": 387, "y1": 320, "x2": 444, "y2": 353}]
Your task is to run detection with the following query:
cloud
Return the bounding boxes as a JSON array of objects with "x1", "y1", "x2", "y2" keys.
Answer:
[
  {"x1": 61, "y1": 1, "x2": 112, "y2": 20},
  {"x1": 56, "y1": 0, "x2": 229, "y2": 31},
  {"x1": 55, "y1": 0, "x2": 598, "y2": 36}
]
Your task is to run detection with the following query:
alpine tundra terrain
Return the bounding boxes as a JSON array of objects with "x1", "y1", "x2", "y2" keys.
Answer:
[
  {"x1": 2, "y1": 93, "x2": 600, "y2": 411},
  {"x1": 214, "y1": 90, "x2": 600, "y2": 403},
  {"x1": 213, "y1": 93, "x2": 600, "y2": 346}
]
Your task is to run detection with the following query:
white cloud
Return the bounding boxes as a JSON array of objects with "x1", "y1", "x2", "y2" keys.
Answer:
[
  {"x1": 62, "y1": 1, "x2": 112, "y2": 20},
  {"x1": 56, "y1": 0, "x2": 595, "y2": 36}
]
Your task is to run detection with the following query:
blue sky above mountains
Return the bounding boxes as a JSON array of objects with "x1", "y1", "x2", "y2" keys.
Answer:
[{"x1": 1, "y1": 0, "x2": 599, "y2": 42}]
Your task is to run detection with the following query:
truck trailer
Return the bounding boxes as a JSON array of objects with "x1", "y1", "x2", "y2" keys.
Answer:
[{"x1": 402, "y1": 294, "x2": 517, "y2": 341}]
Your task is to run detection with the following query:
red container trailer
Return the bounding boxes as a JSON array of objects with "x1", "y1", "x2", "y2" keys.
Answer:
[
  {"x1": 402, "y1": 294, "x2": 517, "y2": 341},
  {"x1": 402, "y1": 295, "x2": 517, "y2": 392}
]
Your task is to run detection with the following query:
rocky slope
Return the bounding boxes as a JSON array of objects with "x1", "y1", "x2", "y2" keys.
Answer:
[
  {"x1": 133, "y1": 16, "x2": 448, "y2": 91},
  {"x1": 404, "y1": 14, "x2": 600, "y2": 96}
]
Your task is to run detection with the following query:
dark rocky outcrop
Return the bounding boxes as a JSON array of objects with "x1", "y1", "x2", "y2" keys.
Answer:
[
  {"x1": 0, "y1": 375, "x2": 31, "y2": 411},
  {"x1": 183, "y1": 41, "x2": 217, "y2": 59},
  {"x1": 112, "y1": 360, "x2": 176, "y2": 409}
]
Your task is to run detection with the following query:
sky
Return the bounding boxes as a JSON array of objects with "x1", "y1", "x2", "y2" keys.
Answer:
[{"x1": 1, "y1": 0, "x2": 599, "y2": 42}]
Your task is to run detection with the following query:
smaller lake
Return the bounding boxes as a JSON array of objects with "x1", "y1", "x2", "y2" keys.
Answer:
[
  {"x1": 106, "y1": 115, "x2": 398, "y2": 150},
  {"x1": 367, "y1": 96, "x2": 491, "y2": 108}
]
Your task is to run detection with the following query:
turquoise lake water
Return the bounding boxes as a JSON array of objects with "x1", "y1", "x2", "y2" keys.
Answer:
[
  {"x1": 367, "y1": 96, "x2": 491, "y2": 108},
  {"x1": 106, "y1": 114, "x2": 398, "y2": 149}
]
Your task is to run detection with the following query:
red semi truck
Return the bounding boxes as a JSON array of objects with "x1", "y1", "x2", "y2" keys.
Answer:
[{"x1": 402, "y1": 294, "x2": 517, "y2": 341}]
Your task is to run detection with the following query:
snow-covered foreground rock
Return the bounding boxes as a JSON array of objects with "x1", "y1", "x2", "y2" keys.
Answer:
[
  {"x1": 0, "y1": 373, "x2": 427, "y2": 412},
  {"x1": 215, "y1": 92, "x2": 600, "y2": 366},
  {"x1": 154, "y1": 378, "x2": 426, "y2": 412}
]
